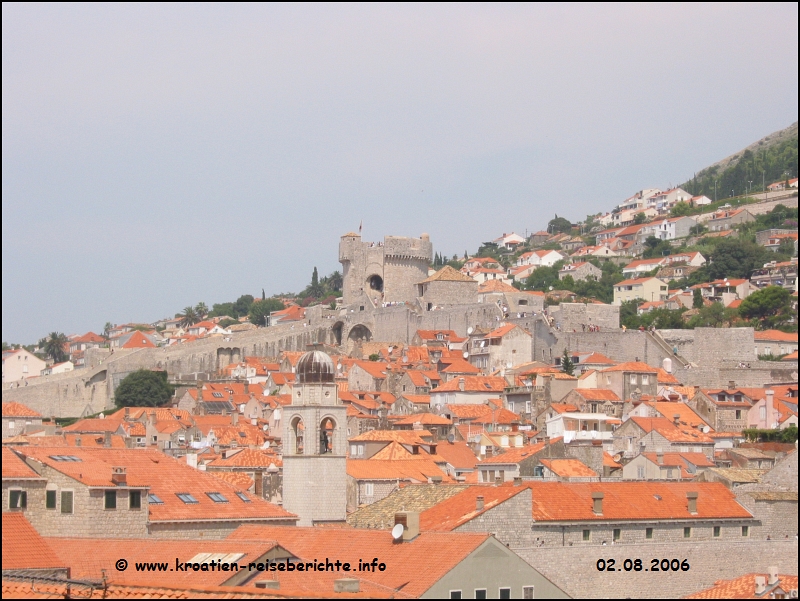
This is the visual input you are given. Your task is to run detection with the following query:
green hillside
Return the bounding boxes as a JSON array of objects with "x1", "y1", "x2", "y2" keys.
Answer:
[{"x1": 682, "y1": 122, "x2": 797, "y2": 199}]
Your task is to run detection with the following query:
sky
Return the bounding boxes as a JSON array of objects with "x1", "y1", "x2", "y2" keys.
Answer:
[{"x1": 3, "y1": 3, "x2": 798, "y2": 343}]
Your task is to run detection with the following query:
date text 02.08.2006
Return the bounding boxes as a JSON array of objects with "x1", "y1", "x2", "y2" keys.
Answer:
[{"x1": 596, "y1": 559, "x2": 690, "y2": 572}]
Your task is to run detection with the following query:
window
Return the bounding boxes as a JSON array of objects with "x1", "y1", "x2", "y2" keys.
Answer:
[
  {"x1": 630, "y1": 374, "x2": 637, "y2": 384},
  {"x1": 148, "y1": 494, "x2": 164, "y2": 504},
  {"x1": 206, "y1": 492, "x2": 229, "y2": 503},
  {"x1": 9, "y1": 490, "x2": 27, "y2": 509},
  {"x1": 642, "y1": 375, "x2": 649, "y2": 385},
  {"x1": 104, "y1": 490, "x2": 117, "y2": 509},
  {"x1": 637, "y1": 466, "x2": 645, "y2": 479},
  {"x1": 683, "y1": 527, "x2": 691, "y2": 538},
  {"x1": 666, "y1": 468, "x2": 674, "y2": 479},
  {"x1": 49, "y1": 455, "x2": 81, "y2": 462},
  {"x1": 61, "y1": 491, "x2": 74, "y2": 514},
  {"x1": 741, "y1": 526, "x2": 749, "y2": 537},
  {"x1": 129, "y1": 491, "x2": 142, "y2": 510},
  {"x1": 735, "y1": 410, "x2": 742, "y2": 420},
  {"x1": 523, "y1": 586, "x2": 535, "y2": 599},
  {"x1": 613, "y1": 528, "x2": 621, "y2": 542},
  {"x1": 46, "y1": 490, "x2": 57, "y2": 509},
  {"x1": 646, "y1": 528, "x2": 653, "y2": 539},
  {"x1": 582, "y1": 529, "x2": 590, "y2": 541},
  {"x1": 176, "y1": 493, "x2": 198, "y2": 504},
  {"x1": 449, "y1": 591, "x2": 462, "y2": 599},
  {"x1": 499, "y1": 588, "x2": 511, "y2": 599},
  {"x1": 713, "y1": 526, "x2": 721, "y2": 537},
  {"x1": 236, "y1": 492, "x2": 251, "y2": 502},
  {"x1": 759, "y1": 406, "x2": 766, "y2": 420},
  {"x1": 8, "y1": 421, "x2": 15, "y2": 430},
  {"x1": 475, "y1": 590, "x2": 487, "y2": 599},
  {"x1": 364, "y1": 483, "x2": 374, "y2": 497}
]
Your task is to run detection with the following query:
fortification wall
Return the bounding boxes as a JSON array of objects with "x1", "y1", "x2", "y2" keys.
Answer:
[
  {"x1": 518, "y1": 540, "x2": 797, "y2": 599},
  {"x1": 549, "y1": 303, "x2": 620, "y2": 332}
]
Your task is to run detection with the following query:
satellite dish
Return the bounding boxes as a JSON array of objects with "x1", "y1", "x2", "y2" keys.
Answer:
[
  {"x1": 507, "y1": 361, "x2": 513, "y2": 368},
  {"x1": 462, "y1": 351, "x2": 469, "y2": 359},
  {"x1": 467, "y1": 327, "x2": 474, "y2": 335},
  {"x1": 447, "y1": 433, "x2": 455, "y2": 443},
  {"x1": 391, "y1": 523, "x2": 404, "y2": 541}
]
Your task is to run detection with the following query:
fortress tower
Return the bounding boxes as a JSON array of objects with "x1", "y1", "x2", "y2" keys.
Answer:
[
  {"x1": 282, "y1": 350, "x2": 347, "y2": 526},
  {"x1": 339, "y1": 232, "x2": 433, "y2": 306}
]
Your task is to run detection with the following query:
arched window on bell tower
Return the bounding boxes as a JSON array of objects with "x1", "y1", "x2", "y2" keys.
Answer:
[
  {"x1": 320, "y1": 417, "x2": 336, "y2": 454},
  {"x1": 290, "y1": 416, "x2": 304, "y2": 455}
]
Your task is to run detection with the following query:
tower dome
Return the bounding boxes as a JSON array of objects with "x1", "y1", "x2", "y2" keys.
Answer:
[{"x1": 295, "y1": 350, "x2": 335, "y2": 383}]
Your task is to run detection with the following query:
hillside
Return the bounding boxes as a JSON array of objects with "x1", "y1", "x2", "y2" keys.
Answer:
[{"x1": 682, "y1": 121, "x2": 798, "y2": 199}]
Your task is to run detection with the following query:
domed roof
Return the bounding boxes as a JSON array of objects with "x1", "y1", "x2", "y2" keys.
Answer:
[{"x1": 295, "y1": 350, "x2": 335, "y2": 384}]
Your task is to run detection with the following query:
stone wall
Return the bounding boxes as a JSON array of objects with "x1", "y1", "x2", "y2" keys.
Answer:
[
  {"x1": 517, "y1": 540, "x2": 797, "y2": 599},
  {"x1": 148, "y1": 518, "x2": 295, "y2": 539},
  {"x1": 420, "y1": 280, "x2": 478, "y2": 307},
  {"x1": 455, "y1": 487, "x2": 533, "y2": 548}
]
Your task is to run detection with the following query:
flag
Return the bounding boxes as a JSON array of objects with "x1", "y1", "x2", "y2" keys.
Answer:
[{"x1": 359, "y1": 220, "x2": 362, "y2": 234}]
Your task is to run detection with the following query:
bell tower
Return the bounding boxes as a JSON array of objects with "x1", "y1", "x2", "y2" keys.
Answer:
[{"x1": 282, "y1": 350, "x2": 347, "y2": 526}]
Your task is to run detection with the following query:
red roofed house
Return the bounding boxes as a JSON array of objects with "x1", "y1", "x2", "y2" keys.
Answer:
[
  {"x1": 612, "y1": 416, "x2": 715, "y2": 459},
  {"x1": 599, "y1": 361, "x2": 659, "y2": 402},
  {"x1": 754, "y1": 329, "x2": 798, "y2": 358},
  {"x1": 613, "y1": 277, "x2": 669, "y2": 306},
  {"x1": 347, "y1": 361, "x2": 389, "y2": 392},
  {"x1": 2, "y1": 513, "x2": 68, "y2": 577},
  {"x1": 558, "y1": 261, "x2": 602, "y2": 282},
  {"x1": 468, "y1": 324, "x2": 532, "y2": 373},
  {"x1": 2, "y1": 402, "x2": 44, "y2": 438},
  {"x1": 430, "y1": 376, "x2": 508, "y2": 409},
  {"x1": 685, "y1": 570, "x2": 798, "y2": 599},
  {"x1": 622, "y1": 451, "x2": 715, "y2": 481},
  {"x1": 561, "y1": 388, "x2": 624, "y2": 418},
  {"x1": 2, "y1": 348, "x2": 47, "y2": 383}
]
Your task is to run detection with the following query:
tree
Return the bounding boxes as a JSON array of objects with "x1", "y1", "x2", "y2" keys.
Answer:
[
  {"x1": 634, "y1": 212, "x2": 647, "y2": 225},
  {"x1": 708, "y1": 239, "x2": 768, "y2": 280},
  {"x1": 114, "y1": 369, "x2": 173, "y2": 408},
  {"x1": 42, "y1": 332, "x2": 69, "y2": 363},
  {"x1": 217, "y1": 318, "x2": 239, "y2": 329},
  {"x1": 307, "y1": 267, "x2": 324, "y2": 298},
  {"x1": 327, "y1": 271, "x2": 343, "y2": 291},
  {"x1": 232, "y1": 295, "x2": 255, "y2": 318},
  {"x1": 670, "y1": 202, "x2": 692, "y2": 217},
  {"x1": 620, "y1": 300, "x2": 643, "y2": 329},
  {"x1": 525, "y1": 266, "x2": 560, "y2": 291},
  {"x1": 689, "y1": 223, "x2": 707, "y2": 236},
  {"x1": 738, "y1": 286, "x2": 791, "y2": 325},
  {"x1": 177, "y1": 306, "x2": 199, "y2": 328},
  {"x1": 195, "y1": 302, "x2": 208, "y2": 317},
  {"x1": 687, "y1": 302, "x2": 737, "y2": 328},
  {"x1": 103, "y1": 322, "x2": 114, "y2": 340},
  {"x1": 693, "y1": 288, "x2": 704, "y2": 309},
  {"x1": 248, "y1": 298, "x2": 285, "y2": 326},
  {"x1": 547, "y1": 216, "x2": 572, "y2": 234},
  {"x1": 561, "y1": 348, "x2": 574, "y2": 376},
  {"x1": 368, "y1": 353, "x2": 380, "y2": 362}
]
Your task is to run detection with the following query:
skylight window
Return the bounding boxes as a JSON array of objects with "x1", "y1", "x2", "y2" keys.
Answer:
[
  {"x1": 212, "y1": 392, "x2": 224, "y2": 398},
  {"x1": 206, "y1": 492, "x2": 229, "y2": 503},
  {"x1": 176, "y1": 493, "x2": 199, "y2": 504},
  {"x1": 148, "y1": 494, "x2": 164, "y2": 504},
  {"x1": 49, "y1": 455, "x2": 82, "y2": 462},
  {"x1": 236, "y1": 492, "x2": 251, "y2": 503}
]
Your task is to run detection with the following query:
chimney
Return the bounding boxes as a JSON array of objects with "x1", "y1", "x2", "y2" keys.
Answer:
[
  {"x1": 255, "y1": 581, "x2": 280, "y2": 590},
  {"x1": 495, "y1": 476, "x2": 503, "y2": 486},
  {"x1": 514, "y1": 476, "x2": 522, "y2": 486},
  {"x1": 244, "y1": 381, "x2": 249, "y2": 394},
  {"x1": 231, "y1": 412, "x2": 238, "y2": 426},
  {"x1": 104, "y1": 431, "x2": 112, "y2": 448},
  {"x1": 673, "y1": 414, "x2": 680, "y2": 425},
  {"x1": 111, "y1": 467, "x2": 127, "y2": 486},
  {"x1": 768, "y1": 566, "x2": 779, "y2": 586},
  {"x1": 755, "y1": 576, "x2": 766, "y2": 595},
  {"x1": 458, "y1": 378, "x2": 465, "y2": 392},
  {"x1": 656, "y1": 450, "x2": 664, "y2": 465},
  {"x1": 476, "y1": 495, "x2": 485, "y2": 511},
  {"x1": 765, "y1": 390, "x2": 774, "y2": 428},
  {"x1": 394, "y1": 511, "x2": 419, "y2": 541},
  {"x1": 334, "y1": 578, "x2": 360, "y2": 593},
  {"x1": 124, "y1": 407, "x2": 130, "y2": 418},
  {"x1": 186, "y1": 454, "x2": 198, "y2": 469},
  {"x1": 429, "y1": 475, "x2": 442, "y2": 485},
  {"x1": 254, "y1": 471, "x2": 263, "y2": 497},
  {"x1": 728, "y1": 380, "x2": 736, "y2": 390},
  {"x1": 591, "y1": 491, "x2": 604, "y2": 515},
  {"x1": 148, "y1": 412, "x2": 156, "y2": 426},
  {"x1": 686, "y1": 491, "x2": 698, "y2": 514},
  {"x1": 75, "y1": 436, "x2": 82, "y2": 447},
  {"x1": 197, "y1": 386, "x2": 203, "y2": 402}
]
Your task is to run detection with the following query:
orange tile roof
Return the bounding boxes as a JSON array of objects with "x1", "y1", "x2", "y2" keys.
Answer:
[
  {"x1": 369, "y1": 441, "x2": 416, "y2": 460},
  {"x1": 629, "y1": 416, "x2": 714, "y2": 443},
  {"x1": 445, "y1": 404, "x2": 492, "y2": 420},
  {"x1": 685, "y1": 573, "x2": 799, "y2": 599},
  {"x1": 404, "y1": 370, "x2": 430, "y2": 387},
  {"x1": 121, "y1": 331, "x2": 157, "y2": 348},
  {"x1": 392, "y1": 413, "x2": 452, "y2": 426},
  {"x1": 656, "y1": 368, "x2": 680, "y2": 384},
  {"x1": 1, "y1": 401, "x2": 43, "y2": 417},
  {"x1": 352, "y1": 361, "x2": 389, "y2": 379},
  {"x1": 472, "y1": 407, "x2": 521, "y2": 425},
  {"x1": 2, "y1": 513, "x2": 66, "y2": 571},
  {"x1": 415, "y1": 329, "x2": 467, "y2": 342},
  {"x1": 347, "y1": 458, "x2": 451, "y2": 482},
  {"x1": 435, "y1": 376, "x2": 507, "y2": 393},
  {"x1": 420, "y1": 485, "x2": 529, "y2": 532},
  {"x1": 754, "y1": 329, "x2": 798, "y2": 342},
  {"x1": 399, "y1": 394, "x2": 431, "y2": 405},
  {"x1": 439, "y1": 359, "x2": 481, "y2": 374},
  {"x1": 580, "y1": 352, "x2": 616, "y2": 364},
  {"x1": 349, "y1": 430, "x2": 431, "y2": 444},
  {"x1": 647, "y1": 402, "x2": 711, "y2": 430},
  {"x1": 603, "y1": 452, "x2": 622, "y2": 469},
  {"x1": 62, "y1": 418, "x2": 124, "y2": 433},
  {"x1": 433, "y1": 440, "x2": 479, "y2": 469},
  {"x1": 601, "y1": 361, "x2": 658, "y2": 373},
  {"x1": 2, "y1": 446, "x2": 43, "y2": 479},
  {"x1": 540, "y1": 458, "x2": 597, "y2": 478},
  {"x1": 529, "y1": 481, "x2": 751, "y2": 522},
  {"x1": 229, "y1": 526, "x2": 492, "y2": 598},
  {"x1": 481, "y1": 441, "x2": 548, "y2": 465},
  {"x1": 642, "y1": 452, "x2": 715, "y2": 468},
  {"x1": 209, "y1": 448, "x2": 282, "y2": 468},
  {"x1": 420, "y1": 265, "x2": 477, "y2": 283},
  {"x1": 614, "y1": 277, "x2": 663, "y2": 287},
  {"x1": 484, "y1": 324, "x2": 527, "y2": 339},
  {"x1": 477, "y1": 280, "x2": 518, "y2": 293},
  {"x1": 572, "y1": 389, "x2": 621, "y2": 402},
  {"x1": 14, "y1": 447, "x2": 295, "y2": 523}
]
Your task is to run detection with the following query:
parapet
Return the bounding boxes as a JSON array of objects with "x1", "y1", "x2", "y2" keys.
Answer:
[{"x1": 383, "y1": 235, "x2": 433, "y2": 262}]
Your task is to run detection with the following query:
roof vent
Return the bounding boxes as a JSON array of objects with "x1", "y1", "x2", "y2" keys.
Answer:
[
  {"x1": 111, "y1": 467, "x2": 127, "y2": 486},
  {"x1": 591, "y1": 492, "x2": 604, "y2": 515},
  {"x1": 394, "y1": 511, "x2": 419, "y2": 542},
  {"x1": 334, "y1": 578, "x2": 360, "y2": 593},
  {"x1": 255, "y1": 580, "x2": 280, "y2": 590}
]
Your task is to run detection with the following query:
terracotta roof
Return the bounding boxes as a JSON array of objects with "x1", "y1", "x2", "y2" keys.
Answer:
[
  {"x1": 369, "y1": 441, "x2": 416, "y2": 460},
  {"x1": 572, "y1": 389, "x2": 621, "y2": 402},
  {"x1": 349, "y1": 430, "x2": 430, "y2": 444},
  {"x1": 391, "y1": 413, "x2": 452, "y2": 426},
  {"x1": 13, "y1": 447, "x2": 295, "y2": 523},
  {"x1": 601, "y1": 361, "x2": 658, "y2": 373},
  {"x1": 2, "y1": 447, "x2": 43, "y2": 479},
  {"x1": 477, "y1": 280, "x2": 518, "y2": 293},
  {"x1": 685, "y1": 573, "x2": 799, "y2": 599},
  {"x1": 121, "y1": 331, "x2": 157, "y2": 349},
  {"x1": 352, "y1": 361, "x2": 389, "y2": 379},
  {"x1": 445, "y1": 404, "x2": 492, "y2": 419},
  {"x1": 614, "y1": 277, "x2": 664, "y2": 287},
  {"x1": 209, "y1": 449, "x2": 282, "y2": 468},
  {"x1": 580, "y1": 352, "x2": 616, "y2": 365},
  {"x1": 540, "y1": 458, "x2": 597, "y2": 478},
  {"x1": 629, "y1": 416, "x2": 714, "y2": 443},
  {"x1": 433, "y1": 440, "x2": 480, "y2": 469},
  {"x1": 62, "y1": 418, "x2": 124, "y2": 434},
  {"x1": 472, "y1": 407, "x2": 521, "y2": 425},
  {"x1": 528, "y1": 481, "x2": 752, "y2": 522},
  {"x1": 229, "y1": 525, "x2": 492, "y2": 598},
  {"x1": 439, "y1": 359, "x2": 481, "y2": 374},
  {"x1": 603, "y1": 452, "x2": 622, "y2": 469},
  {"x1": 347, "y1": 459, "x2": 451, "y2": 482},
  {"x1": 1, "y1": 402, "x2": 43, "y2": 418},
  {"x1": 647, "y1": 402, "x2": 711, "y2": 430},
  {"x1": 435, "y1": 376, "x2": 507, "y2": 393},
  {"x1": 420, "y1": 485, "x2": 530, "y2": 531},
  {"x1": 656, "y1": 368, "x2": 680, "y2": 384},
  {"x1": 2, "y1": 513, "x2": 66, "y2": 571},
  {"x1": 400, "y1": 394, "x2": 431, "y2": 405},
  {"x1": 480, "y1": 441, "x2": 547, "y2": 465},
  {"x1": 419, "y1": 265, "x2": 476, "y2": 283},
  {"x1": 754, "y1": 329, "x2": 798, "y2": 342},
  {"x1": 642, "y1": 452, "x2": 715, "y2": 468}
]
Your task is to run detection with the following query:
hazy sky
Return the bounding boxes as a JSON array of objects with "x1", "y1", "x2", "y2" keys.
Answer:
[{"x1": 3, "y1": 3, "x2": 798, "y2": 342}]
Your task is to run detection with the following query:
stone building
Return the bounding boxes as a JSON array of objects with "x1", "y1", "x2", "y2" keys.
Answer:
[
  {"x1": 339, "y1": 232, "x2": 433, "y2": 306},
  {"x1": 282, "y1": 350, "x2": 347, "y2": 526},
  {"x1": 417, "y1": 265, "x2": 478, "y2": 309},
  {"x1": 2, "y1": 402, "x2": 44, "y2": 439},
  {"x1": 467, "y1": 324, "x2": 533, "y2": 373}
]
